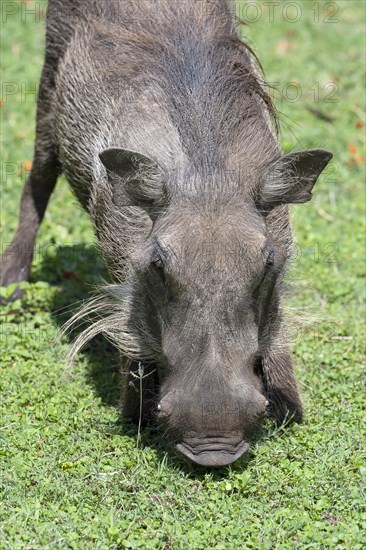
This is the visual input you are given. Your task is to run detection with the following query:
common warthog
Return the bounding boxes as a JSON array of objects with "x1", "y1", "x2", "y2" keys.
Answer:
[{"x1": 1, "y1": 0, "x2": 332, "y2": 466}]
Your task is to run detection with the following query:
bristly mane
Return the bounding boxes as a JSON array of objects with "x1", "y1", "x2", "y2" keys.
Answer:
[{"x1": 90, "y1": 0, "x2": 279, "y2": 174}]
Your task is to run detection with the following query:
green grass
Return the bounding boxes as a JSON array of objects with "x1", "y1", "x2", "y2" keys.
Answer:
[{"x1": 1, "y1": 1, "x2": 365, "y2": 548}]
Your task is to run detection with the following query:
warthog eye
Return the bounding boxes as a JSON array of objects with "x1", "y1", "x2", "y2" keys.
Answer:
[
  {"x1": 260, "y1": 249, "x2": 275, "y2": 285},
  {"x1": 253, "y1": 248, "x2": 276, "y2": 294},
  {"x1": 265, "y1": 249, "x2": 275, "y2": 271},
  {"x1": 153, "y1": 256, "x2": 164, "y2": 270},
  {"x1": 151, "y1": 255, "x2": 166, "y2": 284}
]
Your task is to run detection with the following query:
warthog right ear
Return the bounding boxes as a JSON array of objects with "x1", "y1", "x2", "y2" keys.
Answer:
[
  {"x1": 260, "y1": 148, "x2": 333, "y2": 209},
  {"x1": 99, "y1": 147, "x2": 167, "y2": 215}
]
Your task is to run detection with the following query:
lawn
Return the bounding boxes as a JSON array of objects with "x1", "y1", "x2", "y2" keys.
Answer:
[{"x1": 0, "y1": 1, "x2": 365, "y2": 548}]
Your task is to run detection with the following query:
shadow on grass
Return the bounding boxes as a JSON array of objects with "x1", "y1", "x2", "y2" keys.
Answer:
[
  {"x1": 36, "y1": 242, "x2": 267, "y2": 478},
  {"x1": 35, "y1": 242, "x2": 121, "y2": 409}
]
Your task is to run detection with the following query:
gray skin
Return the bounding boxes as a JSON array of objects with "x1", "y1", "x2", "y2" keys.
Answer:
[{"x1": 1, "y1": 0, "x2": 332, "y2": 467}]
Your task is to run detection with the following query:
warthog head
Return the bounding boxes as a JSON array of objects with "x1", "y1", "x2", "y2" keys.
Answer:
[{"x1": 79, "y1": 146, "x2": 331, "y2": 466}]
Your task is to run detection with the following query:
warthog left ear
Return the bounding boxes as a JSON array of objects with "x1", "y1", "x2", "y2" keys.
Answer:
[
  {"x1": 260, "y1": 148, "x2": 333, "y2": 209},
  {"x1": 99, "y1": 147, "x2": 167, "y2": 216}
]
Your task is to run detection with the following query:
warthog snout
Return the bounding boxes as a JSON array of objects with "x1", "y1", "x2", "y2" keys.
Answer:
[
  {"x1": 157, "y1": 387, "x2": 268, "y2": 466},
  {"x1": 176, "y1": 437, "x2": 250, "y2": 467}
]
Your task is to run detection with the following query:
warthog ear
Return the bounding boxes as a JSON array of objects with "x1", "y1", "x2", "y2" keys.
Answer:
[
  {"x1": 260, "y1": 148, "x2": 333, "y2": 209},
  {"x1": 99, "y1": 147, "x2": 166, "y2": 215}
]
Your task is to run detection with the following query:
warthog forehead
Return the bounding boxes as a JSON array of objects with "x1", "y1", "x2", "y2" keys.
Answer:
[
  {"x1": 153, "y1": 209, "x2": 268, "y2": 266},
  {"x1": 159, "y1": 239, "x2": 268, "y2": 283}
]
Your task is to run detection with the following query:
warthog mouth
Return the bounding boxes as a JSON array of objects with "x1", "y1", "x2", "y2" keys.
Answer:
[{"x1": 176, "y1": 438, "x2": 250, "y2": 467}]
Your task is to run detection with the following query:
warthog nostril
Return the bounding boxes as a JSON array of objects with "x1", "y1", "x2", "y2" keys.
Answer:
[
  {"x1": 255, "y1": 391, "x2": 269, "y2": 409},
  {"x1": 157, "y1": 399, "x2": 173, "y2": 417}
]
